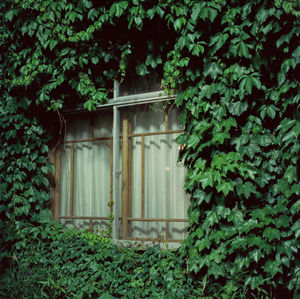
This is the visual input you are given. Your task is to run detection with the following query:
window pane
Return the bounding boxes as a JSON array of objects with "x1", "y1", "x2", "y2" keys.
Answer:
[
  {"x1": 60, "y1": 112, "x2": 113, "y2": 230},
  {"x1": 119, "y1": 73, "x2": 162, "y2": 97},
  {"x1": 120, "y1": 103, "x2": 189, "y2": 241}
]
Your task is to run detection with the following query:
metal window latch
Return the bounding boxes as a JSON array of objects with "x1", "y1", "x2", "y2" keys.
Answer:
[{"x1": 115, "y1": 171, "x2": 122, "y2": 178}]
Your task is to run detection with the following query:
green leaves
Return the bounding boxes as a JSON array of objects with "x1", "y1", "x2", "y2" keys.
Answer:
[
  {"x1": 239, "y1": 74, "x2": 261, "y2": 95},
  {"x1": 173, "y1": 17, "x2": 186, "y2": 31},
  {"x1": 203, "y1": 62, "x2": 223, "y2": 80},
  {"x1": 263, "y1": 227, "x2": 281, "y2": 241},
  {"x1": 1, "y1": 1, "x2": 299, "y2": 298},
  {"x1": 283, "y1": 165, "x2": 297, "y2": 184},
  {"x1": 199, "y1": 171, "x2": 214, "y2": 189},
  {"x1": 190, "y1": 2, "x2": 219, "y2": 23},
  {"x1": 186, "y1": 134, "x2": 200, "y2": 149},
  {"x1": 136, "y1": 64, "x2": 149, "y2": 76},
  {"x1": 109, "y1": 1, "x2": 129, "y2": 18},
  {"x1": 260, "y1": 105, "x2": 279, "y2": 119},
  {"x1": 216, "y1": 182, "x2": 234, "y2": 196},
  {"x1": 236, "y1": 181, "x2": 256, "y2": 199},
  {"x1": 227, "y1": 101, "x2": 248, "y2": 116}
]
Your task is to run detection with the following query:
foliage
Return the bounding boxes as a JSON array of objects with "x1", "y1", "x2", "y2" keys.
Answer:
[
  {"x1": 0, "y1": 220, "x2": 203, "y2": 298},
  {"x1": 172, "y1": 2, "x2": 300, "y2": 297},
  {"x1": 0, "y1": 0, "x2": 299, "y2": 298}
]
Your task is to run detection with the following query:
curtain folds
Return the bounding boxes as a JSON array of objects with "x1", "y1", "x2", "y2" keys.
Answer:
[{"x1": 59, "y1": 104, "x2": 189, "y2": 240}]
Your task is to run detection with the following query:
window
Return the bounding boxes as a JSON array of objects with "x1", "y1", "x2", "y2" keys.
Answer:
[{"x1": 51, "y1": 80, "x2": 189, "y2": 243}]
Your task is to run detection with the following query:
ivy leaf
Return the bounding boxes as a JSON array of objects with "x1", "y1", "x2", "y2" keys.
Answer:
[
  {"x1": 187, "y1": 134, "x2": 200, "y2": 149},
  {"x1": 211, "y1": 155, "x2": 224, "y2": 170},
  {"x1": 192, "y1": 44, "x2": 205, "y2": 56},
  {"x1": 263, "y1": 227, "x2": 281, "y2": 241},
  {"x1": 189, "y1": 209, "x2": 200, "y2": 223},
  {"x1": 236, "y1": 181, "x2": 256, "y2": 199},
  {"x1": 173, "y1": 18, "x2": 186, "y2": 31},
  {"x1": 212, "y1": 132, "x2": 230, "y2": 144},
  {"x1": 204, "y1": 62, "x2": 223, "y2": 80},
  {"x1": 109, "y1": 1, "x2": 128, "y2": 18},
  {"x1": 239, "y1": 76, "x2": 253, "y2": 94},
  {"x1": 134, "y1": 16, "x2": 142, "y2": 27},
  {"x1": 260, "y1": 105, "x2": 279, "y2": 120},
  {"x1": 291, "y1": 220, "x2": 300, "y2": 238},
  {"x1": 251, "y1": 77, "x2": 261, "y2": 90},
  {"x1": 193, "y1": 189, "x2": 207, "y2": 205},
  {"x1": 91, "y1": 57, "x2": 99, "y2": 64},
  {"x1": 228, "y1": 209, "x2": 244, "y2": 225},
  {"x1": 83, "y1": 0, "x2": 92, "y2": 9},
  {"x1": 291, "y1": 199, "x2": 300, "y2": 215},
  {"x1": 204, "y1": 211, "x2": 219, "y2": 228},
  {"x1": 191, "y1": 3, "x2": 206, "y2": 22},
  {"x1": 239, "y1": 41, "x2": 250, "y2": 58},
  {"x1": 209, "y1": 262, "x2": 225, "y2": 279},
  {"x1": 284, "y1": 165, "x2": 297, "y2": 184},
  {"x1": 231, "y1": 134, "x2": 249, "y2": 151},
  {"x1": 199, "y1": 171, "x2": 214, "y2": 189},
  {"x1": 136, "y1": 64, "x2": 149, "y2": 76},
  {"x1": 228, "y1": 101, "x2": 248, "y2": 116},
  {"x1": 216, "y1": 182, "x2": 234, "y2": 196},
  {"x1": 195, "y1": 158, "x2": 206, "y2": 171},
  {"x1": 265, "y1": 260, "x2": 281, "y2": 277},
  {"x1": 240, "y1": 141, "x2": 260, "y2": 159}
]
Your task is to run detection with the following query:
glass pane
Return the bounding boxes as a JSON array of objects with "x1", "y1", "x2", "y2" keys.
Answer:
[
  {"x1": 120, "y1": 103, "x2": 189, "y2": 241},
  {"x1": 119, "y1": 72, "x2": 162, "y2": 96},
  {"x1": 60, "y1": 111, "x2": 113, "y2": 230}
]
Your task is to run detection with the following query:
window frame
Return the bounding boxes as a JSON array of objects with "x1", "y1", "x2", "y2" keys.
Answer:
[{"x1": 52, "y1": 80, "x2": 188, "y2": 247}]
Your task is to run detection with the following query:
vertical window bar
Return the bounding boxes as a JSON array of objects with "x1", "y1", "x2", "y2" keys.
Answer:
[
  {"x1": 112, "y1": 106, "x2": 120, "y2": 241},
  {"x1": 165, "y1": 221, "x2": 169, "y2": 241},
  {"x1": 113, "y1": 80, "x2": 119, "y2": 99},
  {"x1": 128, "y1": 122, "x2": 132, "y2": 235},
  {"x1": 54, "y1": 147, "x2": 61, "y2": 221},
  {"x1": 164, "y1": 111, "x2": 169, "y2": 132},
  {"x1": 122, "y1": 116, "x2": 129, "y2": 238},
  {"x1": 110, "y1": 138, "x2": 113, "y2": 214},
  {"x1": 141, "y1": 135, "x2": 145, "y2": 219},
  {"x1": 70, "y1": 142, "x2": 74, "y2": 217}
]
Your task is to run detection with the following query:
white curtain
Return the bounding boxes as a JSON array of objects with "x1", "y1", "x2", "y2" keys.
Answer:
[
  {"x1": 122, "y1": 104, "x2": 189, "y2": 240},
  {"x1": 60, "y1": 112, "x2": 113, "y2": 232},
  {"x1": 59, "y1": 105, "x2": 189, "y2": 240}
]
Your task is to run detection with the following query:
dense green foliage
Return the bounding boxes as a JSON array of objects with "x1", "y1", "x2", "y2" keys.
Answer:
[
  {"x1": 1, "y1": 0, "x2": 299, "y2": 297},
  {"x1": 1, "y1": 221, "x2": 203, "y2": 298}
]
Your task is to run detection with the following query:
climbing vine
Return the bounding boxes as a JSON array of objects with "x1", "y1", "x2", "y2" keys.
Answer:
[{"x1": 1, "y1": 0, "x2": 299, "y2": 297}]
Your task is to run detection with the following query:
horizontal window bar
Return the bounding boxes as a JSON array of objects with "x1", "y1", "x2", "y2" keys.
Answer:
[
  {"x1": 59, "y1": 216, "x2": 110, "y2": 220},
  {"x1": 63, "y1": 92, "x2": 175, "y2": 114},
  {"x1": 64, "y1": 130, "x2": 183, "y2": 144},
  {"x1": 127, "y1": 218, "x2": 188, "y2": 222},
  {"x1": 126, "y1": 237, "x2": 183, "y2": 243},
  {"x1": 65, "y1": 136, "x2": 112, "y2": 143},
  {"x1": 128, "y1": 129, "x2": 183, "y2": 138}
]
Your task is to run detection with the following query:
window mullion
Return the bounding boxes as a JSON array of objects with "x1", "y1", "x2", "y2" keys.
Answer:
[
  {"x1": 121, "y1": 115, "x2": 129, "y2": 239},
  {"x1": 53, "y1": 147, "x2": 61, "y2": 221},
  {"x1": 112, "y1": 106, "x2": 120, "y2": 241},
  {"x1": 141, "y1": 135, "x2": 145, "y2": 219},
  {"x1": 69, "y1": 142, "x2": 74, "y2": 217}
]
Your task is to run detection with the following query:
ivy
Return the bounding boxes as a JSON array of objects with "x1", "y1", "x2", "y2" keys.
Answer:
[{"x1": 1, "y1": 0, "x2": 300, "y2": 298}]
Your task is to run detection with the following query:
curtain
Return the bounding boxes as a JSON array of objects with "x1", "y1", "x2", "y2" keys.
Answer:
[
  {"x1": 60, "y1": 112, "x2": 113, "y2": 232},
  {"x1": 122, "y1": 104, "x2": 189, "y2": 240},
  {"x1": 59, "y1": 105, "x2": 189, "y2": 240}
]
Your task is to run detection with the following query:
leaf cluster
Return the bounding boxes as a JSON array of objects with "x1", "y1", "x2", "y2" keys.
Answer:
[
  {"x1": 0, "y1": 0, "x2": 299, "y2": 298},
  {"x1": 0, "y1": 221, "x2": 203, "y2": 298}
]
